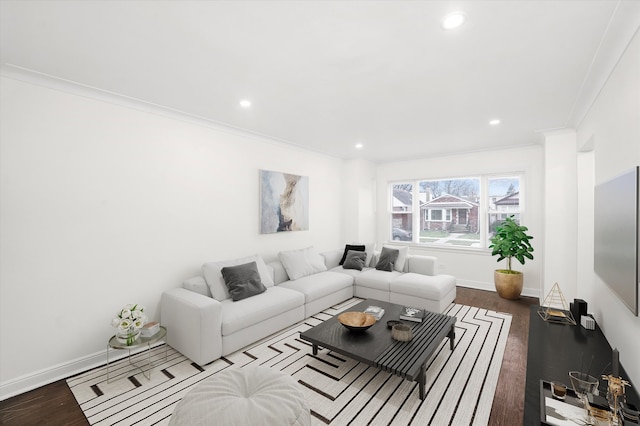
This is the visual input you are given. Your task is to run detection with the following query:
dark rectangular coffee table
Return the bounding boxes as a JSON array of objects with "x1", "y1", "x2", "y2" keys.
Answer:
[{"x1": 299, "y1": 299, "x2": 456, "y2": 400}]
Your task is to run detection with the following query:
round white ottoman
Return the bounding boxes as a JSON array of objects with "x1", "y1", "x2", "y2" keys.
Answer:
[{"x1": 169, "y1": 366, "x2": 311, "y2": 426}]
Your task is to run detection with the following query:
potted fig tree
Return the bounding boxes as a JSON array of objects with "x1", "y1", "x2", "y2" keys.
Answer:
[{"x1": 489, "y1": 215, "x2": 534, "y2": 299}]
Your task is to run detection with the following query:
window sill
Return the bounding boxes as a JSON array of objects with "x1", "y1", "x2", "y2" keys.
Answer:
[{"x1": 385, "y1": 241, "x2": 492, "y2": 256}]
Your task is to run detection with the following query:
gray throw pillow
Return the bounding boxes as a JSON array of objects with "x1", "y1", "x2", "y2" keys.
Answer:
[
  {"x1": 339, "y1": 244, "x2": 366, "y2": 265},
  {"x1": 343, "y1": 250, "x2": 367, "y2": 271},
  {"x1": 221, "y1": 261, "x2": 267, "y2": 301},
  {"x1": 375, "y1": 247, "x2": 399, "y2": 272}
]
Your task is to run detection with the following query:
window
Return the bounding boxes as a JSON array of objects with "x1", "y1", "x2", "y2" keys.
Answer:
[
  {"x1": 391, "y1": 183, "x2": 413, "y2": 241},
  {"x1": 488, "y1": 176, "x2": 522, "y2": 234},
  {"x1": 389, "y1": 174, "x2": 523, "y2": 248}
]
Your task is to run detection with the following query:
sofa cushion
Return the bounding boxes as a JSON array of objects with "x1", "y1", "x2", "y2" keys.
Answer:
[
  {"x1": 375, "y1": 247, "x2": 399, "y2": 271},
  {"x1": 407, "y1": 255, "x2": 438, "y2": 275},
  {"x1": 355, "y1": 269, "x2": 403, "y2": 292},
  {"x1": 392, "y1": 272, "x2": 456, "y2": 300},
  {"x1": 221, "y1": 261, "x2": 267, "y2": 301},
  {"x1": 203, "y1": 255, "x2": 274, "y2": 301},
  {"x1": 383, "y1": 245, "x2": 409, "y2": 272},
  {"x1": 220, "y1": 287, "x2": 304, "y2": 336},
  {"x1": 278, "y1": 246, "x2": 327, "y2": 280},
  {"x1": 183, "y1": 276, "x2": 211, "y2": 298},
  {"x1": 339, "y1": 244, "x2": 365, "y2": 265},
  {"x1": 278, "y1": 271, "x2": 353, "y2": 303},
  {"x1": 343, "y1": 250, "x2": 367, "y2": 270},
  {"x1": 330, "y1": 265, "x2": 370, "y2": 278}
]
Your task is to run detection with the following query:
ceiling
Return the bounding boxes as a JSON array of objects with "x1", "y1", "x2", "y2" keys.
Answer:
[{"x1": 2, "y1": 1, "x2": 639, "y2": 163}]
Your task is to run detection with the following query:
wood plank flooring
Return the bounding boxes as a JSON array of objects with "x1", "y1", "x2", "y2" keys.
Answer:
[{"x1": 0, "y1": 287, "x2": 538, "y2": 426}]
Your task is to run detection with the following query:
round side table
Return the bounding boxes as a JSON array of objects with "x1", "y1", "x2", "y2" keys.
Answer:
[{"x1": 106, "y1": 326, "x2": 168, "y2": 383}]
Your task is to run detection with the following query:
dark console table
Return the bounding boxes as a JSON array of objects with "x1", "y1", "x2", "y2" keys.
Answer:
[{"x1": 524, "y1": 305, "x2": 639, "y2": 424}]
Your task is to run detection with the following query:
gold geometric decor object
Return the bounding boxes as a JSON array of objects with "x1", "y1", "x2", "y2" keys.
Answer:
[{"x1": 537, "y1": 282, "x2": 577, "y2": 325}]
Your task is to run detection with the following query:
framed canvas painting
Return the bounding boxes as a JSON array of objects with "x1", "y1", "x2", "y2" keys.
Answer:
[{"x1": 260, "y1": 170, "x2": 309, "y2": 234}]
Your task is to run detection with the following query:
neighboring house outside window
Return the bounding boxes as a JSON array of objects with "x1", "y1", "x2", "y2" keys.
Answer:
[{"x1": 421, "y1": 194, "x2": 479, "y2": 233}]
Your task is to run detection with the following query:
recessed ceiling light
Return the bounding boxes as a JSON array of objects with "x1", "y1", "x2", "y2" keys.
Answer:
[
  {"x1": 239, "y1": 100, "x2": 251, "y2": 108},
  {"x1": 355, "y1": 143, "x2": 364, "y2": 149},
  {"x1": 441, "y1": 12, "x2": 465, "y2": 30},
  {"x1": 489, "y1": 119, "x2": 501, "y2": 125}
]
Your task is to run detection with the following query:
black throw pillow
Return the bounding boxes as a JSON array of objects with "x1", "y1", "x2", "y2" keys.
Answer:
[
  {"x1": 221, "y1": 261, "x2": 267, "y2": 301},
  {"x1": 339, "y1": 244, "x2": 366, "y2": 265},
  {"x1": 343, "y1": 250, "x2": 367, "y2": 271},
  {"x1": 375, "y1": 247, "x2": 399, "y2": 272}
]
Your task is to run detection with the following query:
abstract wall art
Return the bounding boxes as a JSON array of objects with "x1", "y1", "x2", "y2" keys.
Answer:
[{"x1": 260, "y1": 170, "x2": 309, "y2": 234}]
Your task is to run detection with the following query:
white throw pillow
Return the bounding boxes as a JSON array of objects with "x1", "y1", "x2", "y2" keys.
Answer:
[
  {"x1": 383, "y1": 245, "x2": 409, "y2": 272},
  {"x1": 278, "y1": 246, "x2": 327, "y2": 280},
  {"x1": 202, "y1": 255, "x2": 274, "y2": 301},
  {"x1": 364, "y1": 243, "x2": 375, "y2": 267}
]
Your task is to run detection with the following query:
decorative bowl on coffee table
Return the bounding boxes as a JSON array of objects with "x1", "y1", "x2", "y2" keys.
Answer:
[{"x1": 338, "y1": 312, "x2": 376, "y2": 331}]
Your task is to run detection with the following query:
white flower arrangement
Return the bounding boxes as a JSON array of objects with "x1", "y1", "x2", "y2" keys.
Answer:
[{"x1": 111, "y1": 303, "x2": 147, "y2": 332}]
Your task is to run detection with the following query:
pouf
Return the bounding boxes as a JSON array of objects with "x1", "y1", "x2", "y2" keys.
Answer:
[{"x1": 169, "y1": 366, "x2": 311, "y2": 426}]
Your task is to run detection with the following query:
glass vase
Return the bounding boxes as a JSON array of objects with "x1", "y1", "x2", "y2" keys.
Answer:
[{"x1": 116, "y1": 326, "x2": 140, "y2": 346}]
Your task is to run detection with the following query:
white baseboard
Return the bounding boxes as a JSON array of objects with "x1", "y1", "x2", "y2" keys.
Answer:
[
  {"x1": 456, "y1": 279, "x2": 541, "y2": 300},
  {"x1": 0, "y1": 345, "x2": 149, "y2": 401}
]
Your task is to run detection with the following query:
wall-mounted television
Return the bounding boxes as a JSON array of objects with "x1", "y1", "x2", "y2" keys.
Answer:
[{"x1": 594, "y1": 166, "x2": 639, "y2": 316}]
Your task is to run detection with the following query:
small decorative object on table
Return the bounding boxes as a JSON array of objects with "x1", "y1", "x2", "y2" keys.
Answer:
[
  {"x1": 580, "y1": 315, "x2": 596, "y2": 330},
  {"x1": 141, "y1": 321, "x2": 160, "y2": 337},
  {"x1": 400, "y1": 306, "x2": 426, "y2": 322},
  {"x1": 602, "y1": 374, "x2": 631, "y2": 424},
  {"x1": 111, "y1": 303, "x2": 147, "y2": 346},
  {"x1": 537, "y1": 283, "x2": 577, "y2": 325},
  {"x1": 568, "y1": 370, "x2": 599, "y2": 396},
  {"x1": 391, "y1": 323, "x2": 413, "y2": 342},
  {"x1": 551, "y1": 382, "x2": 567, "y2": 400},
  {"x1": 363, "y1": 305, "x2": 385, "y2": 321}
]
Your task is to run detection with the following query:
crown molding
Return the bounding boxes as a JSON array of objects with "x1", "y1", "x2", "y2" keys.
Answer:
[{"x1": 567, "y1": 1, "x2": 640, "y2": 128}]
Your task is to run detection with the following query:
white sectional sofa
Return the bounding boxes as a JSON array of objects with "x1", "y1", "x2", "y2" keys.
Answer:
[{"x1": 161, "y1": 246, "x2": 456, "y2": 366}]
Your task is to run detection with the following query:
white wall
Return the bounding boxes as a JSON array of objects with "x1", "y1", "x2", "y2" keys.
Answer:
[
  {"x1": 342, "y1": 159, "x2": 377, "y2": 244},
  {"x1": 0, "y1": 75, "x2": 345, "y2": 398},
  {"x1": 576, "y1": 29, "x2": 640, "y2": 386},
  {"x1": 375, "y1": 145, "x2": 544, "y2": 297},
  {"x1": 542, "y1": 130, "x2": 578, "y2": 301}
]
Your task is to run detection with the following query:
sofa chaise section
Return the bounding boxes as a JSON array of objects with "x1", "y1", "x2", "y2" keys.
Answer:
[{"x1": 328, "y1": 248, "x2": 457, "y2": 314}]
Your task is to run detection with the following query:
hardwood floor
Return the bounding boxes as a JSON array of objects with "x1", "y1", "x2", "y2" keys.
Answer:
[
  {"x1": 0, "y1": 287, "x2": 538, "y2": 426},
  {"x1": 455, "y1": 287, "x2": 539, "y2": 425}
]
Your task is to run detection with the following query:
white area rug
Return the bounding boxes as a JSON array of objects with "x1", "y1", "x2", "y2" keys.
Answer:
[{"x1": 68, "y1": 298, "x2": 511, "y2": 425}]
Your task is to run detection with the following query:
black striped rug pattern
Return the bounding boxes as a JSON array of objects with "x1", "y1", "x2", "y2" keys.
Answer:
[{"x1": 67, "y1": 298, "x2": 511, "y2": 425}]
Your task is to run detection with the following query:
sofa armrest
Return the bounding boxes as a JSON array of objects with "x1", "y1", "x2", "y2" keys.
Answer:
[
  {"x1": 407, "y1": 255, "x2": 438, "y2": 275},
  {"x1": 321, "y1": 249, "x2": 343, "y2": 269},
  {"x1": 160, "y1": 288, "x2": 222, "y2": 365}
]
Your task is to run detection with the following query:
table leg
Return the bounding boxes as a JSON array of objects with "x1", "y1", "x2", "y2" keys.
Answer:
[
  {"x1": 448, "y1": 326, "x2": 455, "y2": 350},
  {"x1": 419, "y1": 362, "x2": 426, "y2": 400},
  {"x1": 312, "y1": 344, "x2": 318, "y2": 356},
  {"x1": 144, "y1": 342, "x2": 151, "y2": 379},
  {"x1": 106, "y1": 345, "x2": 111, "y2": 383}
]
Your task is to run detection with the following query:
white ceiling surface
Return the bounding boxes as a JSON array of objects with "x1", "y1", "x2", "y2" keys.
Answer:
[{"x1": 2, "y1": 1, "x2": 639, "y2": 163}]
